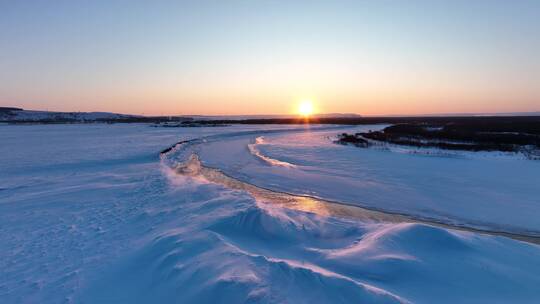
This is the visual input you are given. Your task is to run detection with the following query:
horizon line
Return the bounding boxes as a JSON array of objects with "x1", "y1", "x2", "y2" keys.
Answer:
[{"x1": 4, "y1": 106, "x2": 540, "y2": 118}]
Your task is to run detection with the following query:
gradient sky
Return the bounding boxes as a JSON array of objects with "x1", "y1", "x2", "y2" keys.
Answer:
[{"x1": 1, "y1": 0, "x2": 539, "y2": 115}]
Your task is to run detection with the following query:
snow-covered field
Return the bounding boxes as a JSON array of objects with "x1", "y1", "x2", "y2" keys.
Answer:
[
  {"x1": 1, "y1": 124, "x2": 540, "y2": 303},
  {"x1": 0, "y1": 109, "x2": 136, "y2": 122}
]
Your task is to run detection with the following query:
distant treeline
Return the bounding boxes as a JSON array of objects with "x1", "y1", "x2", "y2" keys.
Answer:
[
  {"x1": 191, "y1": 115, "x2": 540, "y2": 126},
  {"x1": 336, "y1": 118, "x2": 540, "y2": 156},
  {"x1": 97, "y1": 117, "x2": 193, "y2": 124}
]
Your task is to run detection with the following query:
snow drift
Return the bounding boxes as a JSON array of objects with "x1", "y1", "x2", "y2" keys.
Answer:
[{"x1": 1, "y1": 124, "x2": 540, "y2": 303}]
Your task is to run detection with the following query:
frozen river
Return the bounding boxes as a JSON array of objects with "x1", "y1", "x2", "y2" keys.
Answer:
[{"x1": 170, "y1": 124, "x2": 540, "y2": 235}]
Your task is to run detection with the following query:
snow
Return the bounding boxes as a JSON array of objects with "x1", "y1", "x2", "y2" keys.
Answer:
[
  {"x1": 1, "y1": 123, "x2": 540, "y2": 303},
  {"x1": 0, "y1": 109, "x2": 137, "y2": 122},
  {"x1": 248, "y1": 136, "x2": 297, "y2": 168},
  {"x1": 183, "y1": 125, "x2": 540, "y2": 235}
]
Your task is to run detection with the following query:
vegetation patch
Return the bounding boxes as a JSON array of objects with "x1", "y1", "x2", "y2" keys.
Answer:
[{"x1": 338, "y1": 120, "x2": 540, "y2": 159}]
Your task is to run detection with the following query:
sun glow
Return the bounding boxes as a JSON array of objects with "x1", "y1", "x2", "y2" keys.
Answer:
[{"x1": 298, "y1": 100, "x2": 315, "y2": 117}]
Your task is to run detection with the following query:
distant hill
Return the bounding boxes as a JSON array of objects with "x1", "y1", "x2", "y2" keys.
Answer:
[
  {"x1": 0, "y1": 108, "x2": 191, "y2": 123},
  {"x1": 0, "y1": 107, "x2": 24, "y2": 112}
]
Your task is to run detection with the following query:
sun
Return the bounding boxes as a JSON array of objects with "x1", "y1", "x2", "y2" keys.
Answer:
[{"x1": 298, "y1": 100, "x2": 315, "y2": 117}]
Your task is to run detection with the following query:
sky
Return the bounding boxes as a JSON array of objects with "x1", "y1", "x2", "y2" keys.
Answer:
[{"x1": 1, "y1": 0, "x2": 539, "y2": 116}]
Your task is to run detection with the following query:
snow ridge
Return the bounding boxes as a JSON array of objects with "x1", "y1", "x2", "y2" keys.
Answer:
[{"x1": 248, "y1": 137, "x2": 297, "y2": 168}]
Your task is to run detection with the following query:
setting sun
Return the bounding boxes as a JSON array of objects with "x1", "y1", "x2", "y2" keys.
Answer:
[{"x1": 298, "y1": 100, "x2": 315, "y2": 117}]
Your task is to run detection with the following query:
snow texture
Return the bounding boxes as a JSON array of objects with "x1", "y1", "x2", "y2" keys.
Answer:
[{"x1": 1, "y1": 123, "x2": 540, "y2": 303}]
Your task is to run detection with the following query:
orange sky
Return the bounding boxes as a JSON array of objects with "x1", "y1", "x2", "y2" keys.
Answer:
[{"x1": 1, "y1": 1, "x2": 539, "y2": 116}]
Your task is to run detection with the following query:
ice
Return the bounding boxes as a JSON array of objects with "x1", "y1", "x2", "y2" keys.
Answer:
[
  {"x1": 1, "y1": 123, "x2": 540, "y2": 303},
  {"x1": 187, "y1": 125, "x2": 540, "y2": 235}
]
